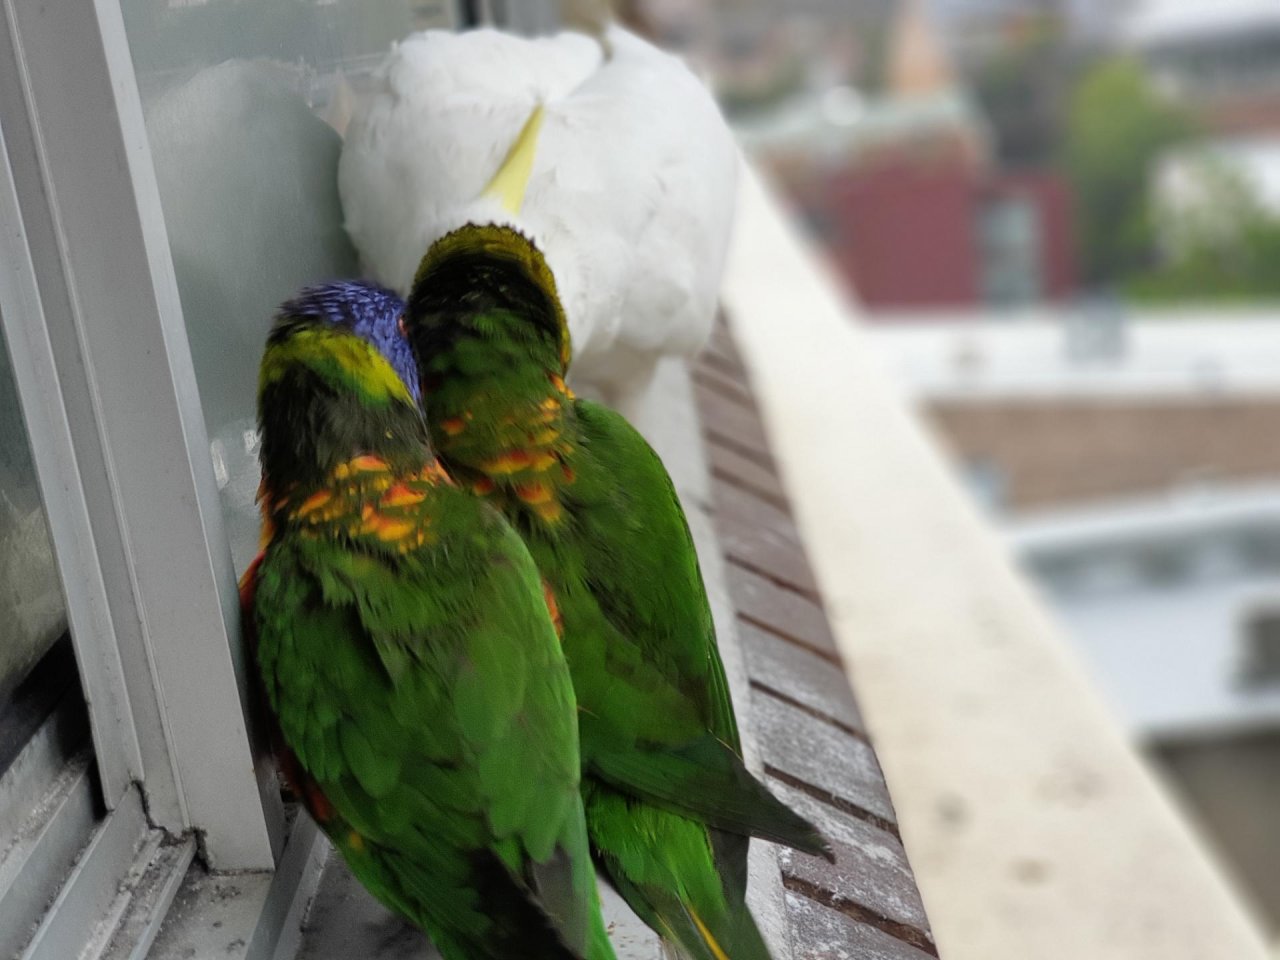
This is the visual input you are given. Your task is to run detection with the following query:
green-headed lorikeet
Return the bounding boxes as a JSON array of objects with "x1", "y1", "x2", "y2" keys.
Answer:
[{"x1": 402, "y1": 115, "x2": 831, "y2": 960}]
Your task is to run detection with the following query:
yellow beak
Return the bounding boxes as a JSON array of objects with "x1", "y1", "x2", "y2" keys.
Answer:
[{"x1": 482, "y1": 104, "x2": 545, "y2": 215}]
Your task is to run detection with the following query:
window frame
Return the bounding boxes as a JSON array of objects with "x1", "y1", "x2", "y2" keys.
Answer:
[
  {"x1": 0, "y1": 0, "x2": 560, "y2": 954},
  {"x1": 0, "y1": 0, "x2": 281, "y2": 873}
]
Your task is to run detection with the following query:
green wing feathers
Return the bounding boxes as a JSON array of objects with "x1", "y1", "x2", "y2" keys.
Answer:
[
  {"x1": 252, "y1": 491, "x2": 610, "y2": 960},
  {"x1": 402, "y1": 230, "x2": 829, "y2": 959},
  {"x1": 585, "y1": 783, "x2": 771, "y2": 960},
  {"x1": 572, "y1": 399, "x2": 741, "y2": 749},
  {"x1": 568, "y1": 400, "x2": 830, "y2": 860},
  {"x1": 586, "y1": 729, "x2": 831, "y2": 861}
]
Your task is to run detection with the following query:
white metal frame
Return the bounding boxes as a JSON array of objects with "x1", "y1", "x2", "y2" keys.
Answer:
[
  {"x1": 0, "y1": 0, "x2": 560, "y2": 954},
  {"x1": 0, "y1": 0, "x2": 280, "y2": 873}
]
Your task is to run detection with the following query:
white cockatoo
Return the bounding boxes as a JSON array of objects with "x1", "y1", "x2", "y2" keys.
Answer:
[{"x1": 338, "y1": 25, "x2": 739, "y2": 416}]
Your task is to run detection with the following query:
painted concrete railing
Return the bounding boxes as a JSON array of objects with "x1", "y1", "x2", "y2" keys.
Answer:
[{"x1": 721, "y1": 170, "x2": 1274, "y2": 960}]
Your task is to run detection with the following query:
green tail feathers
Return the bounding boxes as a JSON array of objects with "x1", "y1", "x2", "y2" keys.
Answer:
[
  {"x1": 686, "y1": 903, "x2": 772, "y2": 960},
  {"x1": 586, "y1": 784, "x2": 775, "y2": 960},
  {"x1": 586, "y1": 730, "x2": 833, "y2": 863},
  {"x1": 609, "y1": 871, "x2": 771, "y2": 960}
]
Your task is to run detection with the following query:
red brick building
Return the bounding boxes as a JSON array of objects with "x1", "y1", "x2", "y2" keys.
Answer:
[
  {"x1": 745, "y1": 0, "x2": 1079, "y2": 312},
  {"x1": 818, "y1": 162, "x2": 1076, "y2": 310}
]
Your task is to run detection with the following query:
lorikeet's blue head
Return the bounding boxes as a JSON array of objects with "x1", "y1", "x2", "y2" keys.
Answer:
[
  {"x1": 277, "y1": 281, "x2": 420, "y2": 404},
  {"x1": 259, "y1": 281, "x2": 431, "y2": 503}
]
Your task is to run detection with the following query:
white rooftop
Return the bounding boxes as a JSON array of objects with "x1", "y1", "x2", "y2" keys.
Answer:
[
  {"x1": 1156, "y1": 137, "x2": 1280, "y2": 221},
  {"x1": 1008, "y1": 485, "x2": 1280, "y2": 740},
  {"x1": 1127, "y1": 0, "x2": 1280, "y2": 47},
  {"x1": 867, "y1": 310, "x2": 1280, "y2": 399},
  {"x1": 731, "y1": 85, "x2": 982, "y2": 160}
]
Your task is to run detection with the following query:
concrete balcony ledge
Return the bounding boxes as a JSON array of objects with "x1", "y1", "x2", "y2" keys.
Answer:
[{"x1": 722, "y1": 169, "x2": 1275, "y2": 959}]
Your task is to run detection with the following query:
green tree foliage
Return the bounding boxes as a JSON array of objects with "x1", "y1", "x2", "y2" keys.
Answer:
[
  {"x1": 1064, "y1": 57, "x2": 1195, "y2": 286},
  {"x1": 971, "y1": 12, "x2": 1071, "y2": 168},
  {"x1": 1129, "y1": 158, "x2": 1280, "y2": 302}
]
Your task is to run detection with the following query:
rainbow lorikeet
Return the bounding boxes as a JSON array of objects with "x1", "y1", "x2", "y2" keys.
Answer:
[
  {"x1": 401, "y1": 119, "x2": 830, "y2": 960},
  {"x1": 242, "y1": 282, "x2": 616, "y2": 960}
]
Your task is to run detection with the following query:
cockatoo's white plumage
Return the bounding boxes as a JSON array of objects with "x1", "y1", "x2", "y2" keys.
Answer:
[{"x1": 339, "y1": 26, "x2": 740, "y2": 413}]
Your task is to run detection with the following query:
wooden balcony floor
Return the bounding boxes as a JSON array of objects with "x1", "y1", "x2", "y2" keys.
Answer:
[{"x1": 695, "y1": 321, "x2": 935, "y2": 960}]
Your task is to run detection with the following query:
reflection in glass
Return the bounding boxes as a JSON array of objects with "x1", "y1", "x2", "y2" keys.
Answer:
[
  {"x1": 0, "y1": 325, "x2": 68, "y2": 708},
  {"x1": 118, "y1": 0, "x2": 455, "y2": 571}
]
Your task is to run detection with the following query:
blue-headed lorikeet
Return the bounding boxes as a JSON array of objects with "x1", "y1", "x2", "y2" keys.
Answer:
[{"x1": 242, "y1": 282, "x2": 616, "y2": 960}]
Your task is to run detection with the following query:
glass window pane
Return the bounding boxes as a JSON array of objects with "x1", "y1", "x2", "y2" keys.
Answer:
[
  {"x1": 0, "y1": 328, "x2": 68, "y2": 709},
  {"x1": 0, "y1": 320, "x2": 91, "y2": 948},
  {"x1": 0, "y1": 312, "x2": 94, "y2": 956},
  {"x1": 117, "y1": 0, "x2": 457, "y2": 572}
]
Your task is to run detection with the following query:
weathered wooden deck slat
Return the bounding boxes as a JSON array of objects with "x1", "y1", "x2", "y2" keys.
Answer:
[
  {"x1": 713, "y1": 483, "x2": 806, "y2": 549},
  {"x1": 706, "y1": 440, "x2": 792, "y2": 511},
  {"x1": 695, "y1": 383, "x2": 775, "y2": 454},
  {"x1": 738, "y1": 622, "x2": 865, "y2": 734},
  {"x1": 726, "y1": 560, "x2": 841, "y2": 660},
  {"x1": 694, "y1": 318, "x2": 936, "y2": 957},
  {"x1": 693, "y1": 365, "x2": 756, "y2": 409},
  {"x1": 771, "y1": 782, "x2": 929, "y2": 933},
  {"x1": 784, "y1": 894, "x2": 939, "y2": 960},
  {"x1": 719, "y1": 532, "x2": 822, "y2": 598},
  {"x1": 753, "y1": 694, "x2": 895, "y2": 826},
  {"x1": 703, "y1": 328, "x2": 747, "y2": 371}
]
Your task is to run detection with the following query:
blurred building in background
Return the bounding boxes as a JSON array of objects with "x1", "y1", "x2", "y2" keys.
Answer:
[
  {"x1": 1131, "y1": 2, "x2": 1280, "y2": 303},
  {"x1": 632, "y1": 0, "x2": 1280, "y2": 948},
  {"x1": 869, "y1": 307, "x2": 1280, "y2": 936},
  {"x1": 872, "y1": 316, "x2": 1280, "y2": 511},
  {"x1": 1129, "y1": 0, "x2": 1280, "y2": 137},
  {"x1": 1010, "y1": 489, "x2": 1280, "y2": 937},
  {"x1": 718, "y1": 0, "x2": 1079, "y2": 310}
]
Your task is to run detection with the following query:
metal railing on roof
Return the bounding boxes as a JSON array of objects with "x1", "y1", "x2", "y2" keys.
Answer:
[{"x1": 460, "y1": 0, "x2": 560, "y2": 32}]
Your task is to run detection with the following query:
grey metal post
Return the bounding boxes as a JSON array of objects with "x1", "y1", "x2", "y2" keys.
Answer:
[
  {"x1": 500, "y1": 0, "x2": 562, "y2": 33},
  {"x1": 460, "y1": 0, "x2": 561, "y2": 31}
]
